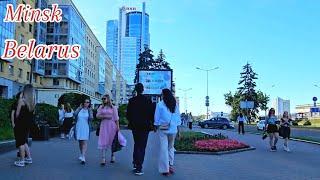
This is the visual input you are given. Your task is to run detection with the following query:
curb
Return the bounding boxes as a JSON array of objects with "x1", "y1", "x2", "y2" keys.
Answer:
[
  {"x1": 0, "y1": 138, "x2": 32, "y2": 154},
  {"x1": 244, "y1": 131, "x2": 320, "y2": 146},
  {"x1": 175, "y1": 147, "x2": 256, "y2": 155}
]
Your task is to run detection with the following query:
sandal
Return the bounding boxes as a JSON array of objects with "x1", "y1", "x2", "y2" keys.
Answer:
[
  {"x1": 100, "y1": 158, "x2": 106, "y2": 166},
  {"x1": 110, "y1": 155, "x2": 115, "y2": 163}
]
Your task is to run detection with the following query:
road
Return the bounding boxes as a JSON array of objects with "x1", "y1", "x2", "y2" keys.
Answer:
[
  {"x1": 0, "y1": 129, "x2": 320, "y2": 180},
  {"x1": 229, "y1": 124, "x2": 320, "y2": 142}
]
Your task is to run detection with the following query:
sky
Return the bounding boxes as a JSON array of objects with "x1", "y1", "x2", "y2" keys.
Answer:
[{"x1": 73, "y1": 0, "x2": 320, "y2": 116}]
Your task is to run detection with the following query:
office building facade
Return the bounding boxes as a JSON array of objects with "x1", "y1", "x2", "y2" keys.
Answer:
[{"x1": 273, "y1": 97, "x2": 291, "y2": 117}]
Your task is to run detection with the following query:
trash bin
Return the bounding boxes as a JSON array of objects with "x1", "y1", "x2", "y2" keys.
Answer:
[{"x1": 39, "y1": 124, "x2": 50, "y2": 141}]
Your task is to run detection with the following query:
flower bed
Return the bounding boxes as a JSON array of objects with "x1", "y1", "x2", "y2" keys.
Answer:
[
  {"x1": 175, "y1": 131, "x2": 250, "y2": 153},
  {"x1": 195, "y1": 139, "x2": 249, "y2": 152}
]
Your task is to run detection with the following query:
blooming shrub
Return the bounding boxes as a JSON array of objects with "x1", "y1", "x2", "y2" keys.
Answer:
[{"x1": 195, "y1": 139, "x2": 249, "y2": 152}]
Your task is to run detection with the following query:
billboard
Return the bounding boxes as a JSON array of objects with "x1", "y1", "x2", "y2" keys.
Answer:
[{"x1": 138, "y1": 69, "x2": 173, "y2": 95}]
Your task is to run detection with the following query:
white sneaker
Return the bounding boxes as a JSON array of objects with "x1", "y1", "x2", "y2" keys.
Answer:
[
  {"x1": 78, "y1": 156, "x2": 83, "y2": 161},
  {"x1": 25, "y1": 158, "x2": 32, "y2": 164},
  {"x1": 14, "y1": 160, "x2": 25, "y2": 167},
  {"x1": 286, "y1": 147, "x2": 291, "y2": 152}
]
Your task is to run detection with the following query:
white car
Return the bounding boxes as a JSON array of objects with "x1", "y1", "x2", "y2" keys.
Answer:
[{"x1": 257, "y1": 120, "x2": 266, "y2": 131}]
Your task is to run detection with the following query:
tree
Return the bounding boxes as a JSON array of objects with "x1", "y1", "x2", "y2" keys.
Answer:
[
  {"x1": 224, "y1": 63, "x2": 269, "y2": 122},
  {"x1": 134, "y1": 49, "x2": 171, "y2": 83}
]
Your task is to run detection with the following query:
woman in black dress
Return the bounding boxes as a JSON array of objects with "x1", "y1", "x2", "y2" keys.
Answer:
[
  {"x1": 14, "y1": 84, "x2": 35, "y2": 167},
  {"x1": 280, "y1": 111, "x2": 292, "y2": 152}
]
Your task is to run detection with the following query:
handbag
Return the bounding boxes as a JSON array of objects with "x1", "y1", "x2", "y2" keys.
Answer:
[
  {"x1": 96, "y1": 126, "x2": 100, "y2": 136},
  {"x1": 159, "y1": 113, "x2": 173, "y2": 130},
  {"x1": 112, "y1": 131, "x2": 122, "y2": 153}
]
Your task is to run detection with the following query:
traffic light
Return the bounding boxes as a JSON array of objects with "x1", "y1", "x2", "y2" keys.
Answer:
[
  {"x1": 221, "y1": 112, "x2": 223, "y2": 117},
  {"x1": 205, "y1": 96, "x2": 209, "y2": 107}
]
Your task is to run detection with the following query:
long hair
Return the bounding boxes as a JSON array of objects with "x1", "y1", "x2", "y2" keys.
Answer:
[
  {"x1": 102, "y1": 94, "x2": 113, "y2": 108},
  {"x1": 162, "y1": 89, "x2": 176, "y2": 113},
  {"x1": 22, "y1": 84, "x2": 35, "y2": 112},
  {"x1": 282, "y1": 111, "x2": 289, "y2": 119},
  {"x1": 239, "y1": 113, "x2": 243, "y2": 118},
  {"x1": 65, "y1": 103, "x2": 72, "y2": 113},
  {"x1": 268, "y1": 108, "x2": 275, "y2": 117}
]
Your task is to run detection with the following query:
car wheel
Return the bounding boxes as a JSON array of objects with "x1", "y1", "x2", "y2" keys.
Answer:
[
  {"x1": 204, "y1": 124, "x2": 209, "y2": 128},
  {"x1": 222, "y1": 125, "x2": 227, "y2": 130}
]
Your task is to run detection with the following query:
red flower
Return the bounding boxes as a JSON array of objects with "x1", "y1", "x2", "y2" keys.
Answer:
[{"x1": 194, "y1": 139, "x2": 249, "y2": 152}]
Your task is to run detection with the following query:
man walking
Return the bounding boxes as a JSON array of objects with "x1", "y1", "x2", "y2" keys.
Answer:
[{"x1": 126, "y1": 83, "x2": 153, "y2": 176}]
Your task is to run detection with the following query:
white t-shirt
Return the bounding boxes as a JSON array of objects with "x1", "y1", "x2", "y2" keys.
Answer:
[
  {"x1": 237, "y1": 116, "x2": 247, "y2": 123},
  {"x1": 64, "y1": 110, "x2": 74, "y2": 118}
]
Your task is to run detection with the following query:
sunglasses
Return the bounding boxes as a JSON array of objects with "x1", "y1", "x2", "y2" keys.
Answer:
[
  {"x1": 84, "y1": 101, "x2": 90, "y2": 103},
  {"x1": 102, "y1": 98, "x2": 106, "y2": 100}
]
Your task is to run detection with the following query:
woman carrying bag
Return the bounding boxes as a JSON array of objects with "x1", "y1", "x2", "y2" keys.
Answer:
[
  {"x1": 154, "y1": 89, "x2": 181, "y2": 177},
  {"x1": 96, "y1": 94, "x2": 120, "y2": 166}
]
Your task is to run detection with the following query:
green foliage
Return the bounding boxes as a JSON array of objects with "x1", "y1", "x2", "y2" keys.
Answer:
[
  {"x1": 118, "y1": 104, "x2": 128, "y2": 126},
  {"x1": 224, "y1": 63, "x2": 270, "y2": 121},
  {"x1": 58, "y1": 93, "x2": 90, "y2": 109},
  {"x1": 35, "y1": 103, "x2": 59, "y2": 127},
  {"x1": 134, "y1": 49, "x2": 172, "y2": 83},
  {"x1": 0, "y1": 98, "x2": 14, "y2": 128},
  {"x1": 292, "y1": 121, "x2": 299, "y2": 126},
  {"x1": 0, "y1": 98, "x2": 15, "y2": 140},
  {"x1": 175, "y1": 131, "x2": 227, "y2": 151},
  {"x1": 303, "y1": 120, "x2": 312, "y2": 126}
]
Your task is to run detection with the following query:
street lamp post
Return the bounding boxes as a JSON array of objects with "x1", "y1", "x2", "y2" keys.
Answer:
[
  {"x1": 196, "y1": 66, "x2": 219, "y2": 119},
  {"x1": 178, "y1": 88, "x2": 192, "y2": 114}
]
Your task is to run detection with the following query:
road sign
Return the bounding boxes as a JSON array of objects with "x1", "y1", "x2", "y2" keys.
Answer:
[
  {"x1": 310, "y1": 107, "x2": 320, "y2": 113},
  {"x1": 240, "y1": 101, "x2": 254, "y2": 109},
  {"x1": 313, "y1": 97, "x2": 318, "y2": 102}
]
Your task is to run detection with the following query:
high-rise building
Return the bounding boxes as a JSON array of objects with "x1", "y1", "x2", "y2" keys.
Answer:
[
  {"x1": 107, "y1": 2, "x2": 150, "y2": 86},
  {"x1": 106, "y1": 20, "x2": 118, "y2": 69},
  {"x1": 0, "y1": 0, "x2": 17, "y2": 98},
  {"x1": 273, "y1": 97, "x2": 290, "y2": 117}
]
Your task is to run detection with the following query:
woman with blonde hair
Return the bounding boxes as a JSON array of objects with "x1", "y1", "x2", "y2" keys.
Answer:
[
  {"x1": 62, "y1": 103, "x2": 74, "y2": 139},
  {"x1": 14, "y1": 84, "x2": 35, "y2": 167},
  {"x1": 96, "y1": 94, "x2": 119, "y2": 166}
]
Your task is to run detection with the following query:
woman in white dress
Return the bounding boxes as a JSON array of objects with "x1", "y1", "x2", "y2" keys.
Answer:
[{"x1": 74, "y1": 98, "x2": 93, "y2": 164}]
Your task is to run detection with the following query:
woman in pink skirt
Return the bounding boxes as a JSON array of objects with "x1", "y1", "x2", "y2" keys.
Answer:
[{"x1": 96, "y1": 94, "x2": 119, "y2": 166}]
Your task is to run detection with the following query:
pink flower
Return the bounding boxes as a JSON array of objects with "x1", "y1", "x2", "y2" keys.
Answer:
[{"x1": 194, "y1": 139, "x2": 249, "y2": 152}]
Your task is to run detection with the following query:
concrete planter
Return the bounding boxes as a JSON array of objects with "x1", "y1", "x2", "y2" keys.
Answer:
[
  {"x1": 175, "y1": 147, "x2": 256, "y2": 155},
  {"x1": 0, "y1": 138, "x2": 32, "y2": 154}
]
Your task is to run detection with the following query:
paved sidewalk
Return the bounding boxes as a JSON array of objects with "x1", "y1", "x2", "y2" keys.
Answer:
[{"x1": 0, "y1": 129, "x2": 320, "y2": 180}]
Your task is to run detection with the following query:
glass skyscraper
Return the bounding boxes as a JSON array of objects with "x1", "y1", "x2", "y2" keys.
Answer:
[
  {"x1": 106, "y1": 2, "x2": 150, "y2": 85},
  {"x1": 126, "y1": 11, "x2": 150, "y2": 63},
  {"x1": 0, "y1": 0, "x2": 16, "y2": 63},
  {"x1": 106, "y1": 20, "x2": 119, "y2": 69}
]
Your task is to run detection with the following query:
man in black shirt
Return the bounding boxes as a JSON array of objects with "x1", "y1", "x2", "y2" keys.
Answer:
[{"x1": 126, "y1": 83, "x2": 153, "y2": 176}]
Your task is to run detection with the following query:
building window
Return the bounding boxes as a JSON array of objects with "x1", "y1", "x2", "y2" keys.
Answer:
[
  {"x1": 27, "y1": 72, "x2": 30, "y2": 80},
  {"x1": 33, "y1": 74, "x2": 37, "y2": 83},
  {"x1": 20, "y1": 34, "x2": 24, "y2": 44},
  {"x1": 21, "y1": 20, "x2": 25, "y2": 27},
  {"x1": 0, "y1": 62, "x2": 4, "y2": 72},
  {"x1": 29, "y1": 24, "x2": 32, "y2": 33},
  {"x1": 18, "y1": 68, "x2": 22, "y2": 78},
  {"x1": 53, "y1": 78, "x2": 59, "y2": 85},
  {"x1": 8, "y1": 65, "x2": 14, "y2": 76}
]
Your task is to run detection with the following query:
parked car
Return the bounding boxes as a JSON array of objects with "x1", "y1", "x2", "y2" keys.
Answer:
[
  {"x1": 257, "y1": 120, "x2": 266, "y2": 131},
  {"x1": 199, "y1": 117, "x2": 234, "y2": 129}
]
